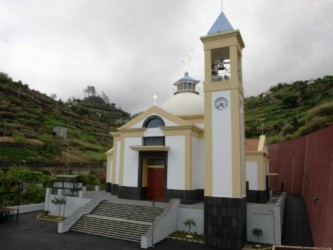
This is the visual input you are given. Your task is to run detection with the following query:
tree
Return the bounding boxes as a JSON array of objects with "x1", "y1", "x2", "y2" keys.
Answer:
[
  {"x1": 101, "y1": 91, "x2": 110, "y2": 104},
  {"x1": 49, "y1": 94, "x2": 57, "y2": 100},
  {"x1": 183, "y1": 218, "x2": 196, "y2": 233},
  {"x1": 252, "y1": 228, "x2": 263, "y2": 243},
  {"x1": 83, "y1": 85, "x2": 96, "y2": 97}
]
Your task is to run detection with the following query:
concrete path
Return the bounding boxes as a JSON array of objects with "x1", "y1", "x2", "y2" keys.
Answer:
[
  {"x1": 0, "y1": 212, "x2": 220, "y2": 250},
  {"x1": 282, "y1": 195, "x2": 313, "y2": 246}
]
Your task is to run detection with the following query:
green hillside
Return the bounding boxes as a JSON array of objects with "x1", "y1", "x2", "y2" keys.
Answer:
[
  {"x1": 0, "y1": 73, "x2": 130, "y2": 164},
  {"x1": 244, "y1": 75, "x2": 333, "y2": 143},
  {"x1": 1, "y1": 71, "x2": 332, "y2": 164}
]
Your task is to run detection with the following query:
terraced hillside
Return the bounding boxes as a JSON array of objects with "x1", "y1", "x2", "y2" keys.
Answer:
[
  {"x1": 1, "y1": 71, "x2": 332, "y2": 163},
  {"x1": 0, "y1": 73, "x2": 130, "y2": 164},
  {"x1": 244, "y1": 75, "x2": 333, "y2": 143}
]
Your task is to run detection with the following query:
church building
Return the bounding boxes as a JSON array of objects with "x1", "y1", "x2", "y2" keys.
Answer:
[{"x1": 106, "y1": 12, "x2": 270, "y2": 249}]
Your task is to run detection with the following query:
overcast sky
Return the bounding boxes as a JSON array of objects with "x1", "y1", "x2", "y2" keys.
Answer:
[{"x1": 1, "y1": 0, "x2": 332, "y2": 114}]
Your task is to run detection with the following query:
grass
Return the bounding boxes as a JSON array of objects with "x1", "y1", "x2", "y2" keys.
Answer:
[
  {"x1": 246, "y1": 242, "x2": 273, "y2": 249},
  {"x1": 36, "y1": 213, "x2": 66, "y2": 222},
  {"x1": 168, "y1": 231, "x2": 204, "y2": 243}
]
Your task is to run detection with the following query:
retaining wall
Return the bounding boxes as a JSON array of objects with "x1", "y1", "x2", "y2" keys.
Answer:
[{"x1": 268, "y1": 125, "x2": 333, "y2": 247}]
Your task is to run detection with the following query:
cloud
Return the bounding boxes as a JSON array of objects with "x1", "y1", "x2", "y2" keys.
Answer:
[{"x1": 0, "y1": 0, "x2": 332, "y2": 113}]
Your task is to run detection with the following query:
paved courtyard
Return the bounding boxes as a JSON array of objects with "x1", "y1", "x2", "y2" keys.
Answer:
[{"x1": 0, "y1": 212, "x2": 220, "y2": 250}]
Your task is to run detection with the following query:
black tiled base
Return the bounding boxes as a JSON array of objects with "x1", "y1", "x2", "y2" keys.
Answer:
[
  {"x1": 204, "y1": 196, "x2": 246, "y2": 249},
  {"x1": 165, "y1": 189, "x2": 204, "y2": 204},
  {"x1": 246, "y1": 189, "x2": 270, "y2": 203},
  {"x1": 105, "y1": 184, "x2": 203, "y2": 204},
  {"x1": 106, "y1": 182, "x2": 120, "y2": 195}
]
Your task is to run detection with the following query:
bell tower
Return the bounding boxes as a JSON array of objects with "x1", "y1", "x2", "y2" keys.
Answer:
[{"x1": 201, "y1": 12, "x2": 246, "y2": 249}]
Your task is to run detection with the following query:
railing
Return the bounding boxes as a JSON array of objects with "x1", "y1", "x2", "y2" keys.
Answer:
[
  {"x1": 58, "y1": 193, "x2": 110, "y2": 233},
  {"x1": 141, "y1": 199, "x2": 180, "y2": 249},
  {"x1": 273, "y1": 245, "x2": 332, "y2": 250}
]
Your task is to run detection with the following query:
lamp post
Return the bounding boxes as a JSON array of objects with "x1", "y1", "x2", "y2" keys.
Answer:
[{"x1": 151, "y1": 201, "x2": 155, "y2": 247}]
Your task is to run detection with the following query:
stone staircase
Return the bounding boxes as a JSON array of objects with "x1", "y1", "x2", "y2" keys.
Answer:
[{"x1": 70, "y1": 201, "x2": 165, "y2": 243}]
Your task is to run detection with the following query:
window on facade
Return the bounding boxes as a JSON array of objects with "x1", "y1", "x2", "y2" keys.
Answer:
[
  {"x1": 143, "y1": 137, "x2": 165, "y2": 146},
  {"x1": 147, "y1": 159, "x2": 164, "y2": 165},
  {"x1": 143, "y1": 116, "x2": 165, "y2": 128}
]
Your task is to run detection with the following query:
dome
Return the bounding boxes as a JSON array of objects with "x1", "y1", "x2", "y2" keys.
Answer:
[{"x1": 163, "y1": 92, "x2": 204, "y2": 116}]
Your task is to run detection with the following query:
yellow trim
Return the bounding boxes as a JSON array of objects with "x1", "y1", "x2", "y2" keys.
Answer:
[
  {"x1": 105, "y1": 148, "x2": 113, "y2": 184},
  {"x1": 105, "y1": 148, "x2": 114, "y2": 155},
  {"x1": 112, "y1": 140, "x2": 118, "y2": 184},
  {"x1": 110, "y1": 132, "x2": 120, "y2": 137},
  {"x1": 130, "y1": 145, "x2": 170, "y2": 152},
  {"x1": 120, "y1": 105, "x2": 190, "y2": 129},
  {"x1": 246, "y1": 152, "x2": 268, "y2": 191},
  {"x1": 185, "y1": 134, "x2": 192, "y2": 190},
  {"x1": 231, "y1": 90, "x2": 242, "y2": 198},
  {"x1": 162, "y1": 125, "x2": 203, "y2": 138},
  {"x1": 142, "y1": 158, "x2": 148, "y2": 187},
  {"x1": 200, "y1": 29, "x2": 245, "y2": 50},
  {"x1": 257, "y1": 160, "x2": 265, "y2": 190},
  {"x1": 204, "y1": 91, "x2": 213, "y2": 196},
  {"x1": 118, "y1": 128, "x2": 145, "y2": 138},
  {"x1": 258, "y1": 135, "x2": 267, "y2": 152},
  {"x1": 179, "y1": 114, "x2": 204, "y2": 125},
  {"x1": 147, "y1": 165, "x2": 164, "y2": 169},
  {"x1": 118, "y1": 137, "x2": 125, "y2": 186}
]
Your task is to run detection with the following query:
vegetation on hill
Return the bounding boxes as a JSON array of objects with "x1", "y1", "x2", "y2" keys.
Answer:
[
  {"x1": 0, "y1": 73, "x2": 130, "y2": 164},
  {"x1": 1, "y1": 71, "x2": 332, "y2": 163},
  {"x1": 244, "y1": 75, "x2": 333, "y2": 143}
]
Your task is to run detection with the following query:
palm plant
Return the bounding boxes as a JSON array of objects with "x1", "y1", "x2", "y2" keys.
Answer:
[
  {"x1": 252, "y1": 228, "x2": 263, "y2": 243},
  {"x1": 183, "y1": 218, "x2": 196, "y2": 233}
]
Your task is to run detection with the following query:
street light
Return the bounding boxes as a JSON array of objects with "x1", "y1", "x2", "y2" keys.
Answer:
[{"x1": 151, "y1": 201, "x2": 155, "y2": 248}]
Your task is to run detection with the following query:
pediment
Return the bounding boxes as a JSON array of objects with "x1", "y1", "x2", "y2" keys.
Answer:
[{"x1": 120, "y1": 105, "x2": 191, "y2": 130}]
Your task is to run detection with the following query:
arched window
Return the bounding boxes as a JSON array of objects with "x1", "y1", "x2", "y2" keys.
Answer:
[{"x1": 143, "y1": 116, "x2": 165, "y2": 128}]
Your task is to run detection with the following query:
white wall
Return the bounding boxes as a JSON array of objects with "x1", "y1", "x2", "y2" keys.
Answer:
[
  {"x1": 9, "y1": 203, "x2": 45, "y2": 214},
  {"x1": 123, "y1": 137, "x2": 141, "y2": 187},
  {"x1": 246, "y1": 161, "x2": 259, "y2": 190},
  {"x1": 166, "y1": 136, "x2": 185, "y2": 190},
  {"x1": 247, "y1": 193, "x2": 285, "y2": 244},
  {"x1": 177, "y1": 206, "x2": 204, "y2": 234},
  {"x1": 212, "y1": 90, "x2": 232, "y2": 197},
  {"x1": 45, "y1": 192, "x2": 90, "y2": 217}
]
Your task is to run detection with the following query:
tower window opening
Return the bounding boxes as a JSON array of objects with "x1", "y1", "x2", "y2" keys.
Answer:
[{"x1": 211, "y1": 59, "x2": 231, "y2": 82}]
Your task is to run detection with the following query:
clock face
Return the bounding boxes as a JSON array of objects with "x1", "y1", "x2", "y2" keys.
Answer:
[{"x1": 214, "y1": 97, "x2": 229, "y2": 111}]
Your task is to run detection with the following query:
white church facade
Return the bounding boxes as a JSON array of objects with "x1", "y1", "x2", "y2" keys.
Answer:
[{"x1": 105, "y1": 12, "x2": 271, "y2": 249}]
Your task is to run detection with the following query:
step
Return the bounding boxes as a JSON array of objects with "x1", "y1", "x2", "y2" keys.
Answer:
[
  {"x1": 70, "y1": 215, "x2": 150, "y2": 242},
  {"x1": 70, "y1": 200, "x2": 167, "y2": 243},
  {"x1": 90, "y1": 202, "x2": 164, "y2": 222}
]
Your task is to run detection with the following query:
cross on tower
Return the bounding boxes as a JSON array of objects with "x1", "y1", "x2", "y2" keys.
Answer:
[{"x1": 182, "y1": 55, "x2": 191, "y2": 72}]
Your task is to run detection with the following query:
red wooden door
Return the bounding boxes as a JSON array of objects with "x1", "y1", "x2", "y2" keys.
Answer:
[{"x1": 147, "y1": 167, "x2": 164, "y2": 201}]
